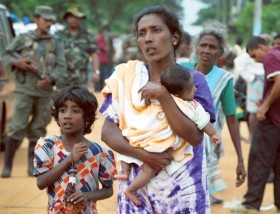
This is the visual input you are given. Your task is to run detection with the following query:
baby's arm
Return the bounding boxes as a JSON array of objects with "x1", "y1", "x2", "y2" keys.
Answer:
[
  {"x1": 114, "y1": 160, "x2": 131, "y2": 180},
  {"x1": 203, "y1": 123, "x2": 220, "y2": 145}
]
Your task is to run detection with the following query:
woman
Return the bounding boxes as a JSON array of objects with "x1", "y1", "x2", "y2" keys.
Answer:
[
  {"x1": 100, "y1": 6, "x2": 215, "y2": 213},
  {"x1": 183, "y1": 21, "x2": 246, "y2": 204}
]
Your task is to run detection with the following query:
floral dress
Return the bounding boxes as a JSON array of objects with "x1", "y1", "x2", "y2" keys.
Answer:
[{"x1": 34, "y1": 135, "x2": 116, "y2": 214}]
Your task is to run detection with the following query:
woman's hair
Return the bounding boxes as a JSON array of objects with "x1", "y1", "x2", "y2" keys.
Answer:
[
  {"x1": 181, "y1": 31, "x2": 192, "y2": 46},
  {"x1": 161, "y1": 64, "x2": 192, "y2": 97},
  {"x1": 195, "y1": 20, "x2": 227, "y2": 55},
  {"x1": 50, "y1": 85, "x2": 98, "y2": 135},
  {"x1": 132, "y1": 5, "x2": 182, "y2": 50}
]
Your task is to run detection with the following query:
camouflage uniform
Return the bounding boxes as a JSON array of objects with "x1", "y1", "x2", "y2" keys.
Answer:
[
  {"x1": 56, "y1": 28, "x2": 98, "y2": 88},
  {"x1": 2, "y1": 30, "x2": 66, "y2": 142}
]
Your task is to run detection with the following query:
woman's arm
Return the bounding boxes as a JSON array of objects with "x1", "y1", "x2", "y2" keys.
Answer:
[
  {"x1": 222, "y1": 79, "x2": 246, "y2": 187},
  {"x1": 140, "y1": 82, "x2": 203, "y2": 146},
  {"x1": 226, "y1": 115, "x2": 246, "y2": 187},
  {"x1": 101, "y1": 119, "x2": 172, "y2": 171}
]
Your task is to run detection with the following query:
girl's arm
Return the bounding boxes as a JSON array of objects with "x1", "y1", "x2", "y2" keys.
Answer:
[
  {"x1": 36, "y1": 142, "x2": 88, "y2": 190},
  {"x1": 36, "y1": 155, "x2": 72, "y2": 190},
  {"x1": 65, "y1": 185, "x2": 113, "y2": 206}
]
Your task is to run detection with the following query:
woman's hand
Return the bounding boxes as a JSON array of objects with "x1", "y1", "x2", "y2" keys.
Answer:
[
  {"x1": 139, "y1": 81, "x2": 167, "y2": 106},
  {"x1": 140, "y1": 149, "x2": 174, "y2": 171},
  {"x1": 235, "y1": 161, "x2": 246, "y2": 187},
  {"x1": 71, "y1": 142, "x2": 88, "y2": 163}
]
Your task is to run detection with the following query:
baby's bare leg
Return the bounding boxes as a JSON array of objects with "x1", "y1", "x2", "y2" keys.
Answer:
[
  {"x1": 114, "y1": 161, "x2": 131, "y2": 180},
  {"x1": 124, "y1": 163, "x2": 158, "y2": 206}
]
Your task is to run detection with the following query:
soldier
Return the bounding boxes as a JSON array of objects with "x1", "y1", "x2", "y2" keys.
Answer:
[
  {"x1": 56, "y1": 6, "x2": 100, "y2": 89},
  {"x1": 1, "y1": 5, "x2": 66, "y2": 178}
]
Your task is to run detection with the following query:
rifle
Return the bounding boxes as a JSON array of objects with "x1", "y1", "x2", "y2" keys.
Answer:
[{"x1": 12, "y1": 52, "x2": 45, "y2": 79}]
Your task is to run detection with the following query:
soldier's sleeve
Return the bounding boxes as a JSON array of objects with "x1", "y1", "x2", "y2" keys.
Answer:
[
  {"x1": 1, "y1": 34, "x2": 25, "y2": 72},
  {"x1": 50, "y1": 38, "x2": 67, "y2": 86},
  {"x1": 87, "y1": 30, "x2": 99, "y2": 54}
]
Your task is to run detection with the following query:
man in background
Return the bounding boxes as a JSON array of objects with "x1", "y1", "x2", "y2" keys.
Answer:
[
  {"x1": 232, "y1": 36, "x2": 280, "y2": 213},
  {"x1": 1, "y1": 5, "x2": 66, "y2": 177},
  {"x1": 56, "y1": 6, "x2": 100, "y2": 89}
]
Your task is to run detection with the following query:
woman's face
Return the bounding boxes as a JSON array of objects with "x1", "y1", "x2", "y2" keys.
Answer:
[
  {"x1": 196, "y1": 35, "x2": 221, "y2": 66},
  {"x1": 136, "y1": 14, "x2": 179, "y2": 64}
]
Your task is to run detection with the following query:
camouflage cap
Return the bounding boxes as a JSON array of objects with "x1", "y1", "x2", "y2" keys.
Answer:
[
  {"x1": 63, "y1": 6, "x2": 86, "y2": 19},
  {"x1": 34, "y1": 5, "x2": 56, "y2": 21}
]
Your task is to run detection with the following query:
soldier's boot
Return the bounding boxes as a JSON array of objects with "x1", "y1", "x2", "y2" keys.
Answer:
[
  {"x1": 1, "y1": 137, "x2": 21, "y2": 178},
  {"x1": 27, "y1": 141, "x2": 36, "y2": 176}
]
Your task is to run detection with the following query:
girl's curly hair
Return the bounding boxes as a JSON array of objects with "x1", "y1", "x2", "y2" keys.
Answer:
[{"x1": 50, "y1": 85, "x2": 98, "y2": 135}]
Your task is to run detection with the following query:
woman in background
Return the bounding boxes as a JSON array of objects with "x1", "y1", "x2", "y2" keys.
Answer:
[{"x1": 183, "y1": 21, "x2": 246, "y2": 204}]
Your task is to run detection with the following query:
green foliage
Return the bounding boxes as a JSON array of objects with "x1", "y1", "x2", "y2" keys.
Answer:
[
  {"x1": 1, "y1": 0, "x2": 183, "y2": 34},
  {"x1": 233, "y1": 2, "x2": 255, "y2": 43},
  {"x1": 262, "y1": 2, "x2": 280, "y2": 34},
  {"x1": 194, "y1": 0, "x2": 280, "y2": 45}
]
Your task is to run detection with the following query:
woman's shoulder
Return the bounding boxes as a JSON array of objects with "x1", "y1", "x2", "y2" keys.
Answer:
[
  {"x1": 111, "y1": 60, "x2": 146, "y2": 81},
  {"x1": 178, "y1": 62, "x2": 204, "y2": 78},
  {"x1": 213, "y1": 65, "x2": 230, "y2": 74},
  {"x1": 115, "y1": 60, "x2": 143, "y2": 70}
]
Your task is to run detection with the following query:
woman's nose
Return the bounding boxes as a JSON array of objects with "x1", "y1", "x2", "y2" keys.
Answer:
[{"x1": 144, "y1": 32, "x2": 153, "y2": 42}]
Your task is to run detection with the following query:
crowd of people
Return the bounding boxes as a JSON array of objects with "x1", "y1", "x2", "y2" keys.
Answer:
[{"x1": 0, "y1": 4, "x2": 279, "y2": 214}]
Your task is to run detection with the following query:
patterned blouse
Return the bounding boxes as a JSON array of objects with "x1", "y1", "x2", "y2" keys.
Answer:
[{"x1": 34, "y1": 135, "x2": 116, "y2": 214}]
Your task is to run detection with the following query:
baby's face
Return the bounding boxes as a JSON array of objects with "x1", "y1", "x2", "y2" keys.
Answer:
[
  {"x1": 180, "y1": 85, "x2": 196, "y2": 100},
  {"x1": 180, "y1": 77, "x2": 196, "y2": 101}
]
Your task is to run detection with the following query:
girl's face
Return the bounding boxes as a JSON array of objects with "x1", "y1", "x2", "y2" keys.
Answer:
[
  {"x1": 196, "y1": 35, "x2": 221, "y2": 66},
  {"x1": 137, "y1": 14, "x2": 179, "y2": 65},
  {"x1": 58, "y1": 100, "x2": 85, "y2": 135}
]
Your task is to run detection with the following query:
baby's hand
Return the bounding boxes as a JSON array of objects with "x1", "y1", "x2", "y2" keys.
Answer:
[
  {"x1": 210, "y1": 135, "x2": 221, "y2": 145},
  {"x1": 71, "y1": 142, "x2": 88, "y2": 162}
]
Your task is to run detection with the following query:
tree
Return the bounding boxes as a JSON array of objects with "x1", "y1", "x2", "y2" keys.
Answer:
[
  {"x1": 1, "y1": 0, "x2": 183, "y2": 34},
  {"x1": 194, "y1": 0, "x2": 280, "y2": 44}
]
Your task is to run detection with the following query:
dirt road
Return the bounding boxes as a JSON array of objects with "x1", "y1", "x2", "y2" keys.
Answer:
[{"x1": 0, "y1": 92, "x2": 276, "y2": 213}]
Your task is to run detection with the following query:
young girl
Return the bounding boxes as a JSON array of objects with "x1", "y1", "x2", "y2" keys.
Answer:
[{"x1": 34, "y1": 85, "x2": 116, "y2": 213}]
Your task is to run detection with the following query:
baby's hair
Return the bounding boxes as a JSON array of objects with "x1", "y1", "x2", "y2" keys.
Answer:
[
  {"x1": 50, "y1": 85, "x2": 98, "y2": 134},
  {"x1": 161, "y1": 64, "x2": 192, "y2": 97}
]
